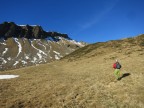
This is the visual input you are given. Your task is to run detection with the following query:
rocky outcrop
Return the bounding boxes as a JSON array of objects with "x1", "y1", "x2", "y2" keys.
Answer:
[{"x1": 0, "y1": 22, "x2": 69, "y2": 39}]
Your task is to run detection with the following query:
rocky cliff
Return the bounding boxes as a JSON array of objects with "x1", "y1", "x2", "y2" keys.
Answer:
[
  {"x1": 0, "y1": 22, "x2": 69, "y2": 39},
  {"x1": 0, "y1": 22, "x2": 86, "y2": 71}
]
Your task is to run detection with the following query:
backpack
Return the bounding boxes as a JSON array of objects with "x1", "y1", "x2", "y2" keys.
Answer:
[
  {"x1": 116, "y1": 62, "x2": 121, "y2": 69},
  {"x1": 113, "y1": 63, "x2": 117, "y2": 69}
]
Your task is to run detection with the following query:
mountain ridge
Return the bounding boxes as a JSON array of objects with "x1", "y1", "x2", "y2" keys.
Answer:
[
  {"x1": 62, "y1": 34, "x2": 144, "y2": 61},
  {"x1": 0, "y1": 22, "x2": 69, "y2": 39}
]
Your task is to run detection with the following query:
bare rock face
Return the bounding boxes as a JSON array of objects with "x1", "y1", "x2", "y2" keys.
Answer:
[
  {"x1": 0, "y1": 22, "x2": 87, "y2": 71},
  {"x1": 0, "y1": 22, "x2": 69, "y2": 39}
]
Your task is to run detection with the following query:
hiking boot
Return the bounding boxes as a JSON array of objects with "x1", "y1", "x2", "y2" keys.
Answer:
[{"x1": 117, "y1": 78, "x2": 121, "y2": 81}]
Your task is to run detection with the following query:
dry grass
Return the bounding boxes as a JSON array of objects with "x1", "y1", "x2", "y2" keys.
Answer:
[
  {"x1": 0, "y1": 52, "x2": 144, "y2": 107},
  {"x1": 0, "y1": 36, "x2": 144, "y2": 108}
]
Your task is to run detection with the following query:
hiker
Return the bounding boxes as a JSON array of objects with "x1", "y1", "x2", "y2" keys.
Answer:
[{"x1": 113, "y1": 60, "x2": 122, "y2": 80}]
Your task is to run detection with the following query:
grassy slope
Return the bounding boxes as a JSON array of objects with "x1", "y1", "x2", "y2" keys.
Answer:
[{"x1": 0, "y1": 35, "x2": 144, "y2": 108}]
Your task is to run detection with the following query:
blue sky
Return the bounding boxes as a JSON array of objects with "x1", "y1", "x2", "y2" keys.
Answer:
[{"x1": 0, "y1": 0, "x2": 144, "y2": 43}]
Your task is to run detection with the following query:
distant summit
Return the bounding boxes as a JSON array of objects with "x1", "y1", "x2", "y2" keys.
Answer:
[{"x1": 0, "y1": 22, "x2": 69, "y2": 39}]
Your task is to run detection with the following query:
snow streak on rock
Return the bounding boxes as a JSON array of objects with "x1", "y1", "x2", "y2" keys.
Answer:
[
  {"x1": 13, "y1": 61, "x2": 19, "y2": 66},
  {"x1": 0, "y1": 57, "x2": 7, "y2": 64},
  {"x1": 53, "y1": 51, "x2": 60, "y2": 55},
  {"x1": 2, "y1": 48, "x2": 8, "y2": 56},
  {"x1": 53, "y1": 51, "x2": 63, "y2": 57},
  {"x1": 14, "y1": 38, "x2": 22, "y2": 57},
  {"x1": 31, "y1": 41, "x2": 47, "y2": 56},
  {"x1": 70, "y1": 40, "x2": 85, "y2": 47},
  {"x1": 0, "y1": 36, "x2": 86, "y2": 71}
]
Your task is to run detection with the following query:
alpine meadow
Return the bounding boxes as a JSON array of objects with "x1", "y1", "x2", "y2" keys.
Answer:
[{"x1": 0, "y1": 34, "x2": 144, "y2": 108}]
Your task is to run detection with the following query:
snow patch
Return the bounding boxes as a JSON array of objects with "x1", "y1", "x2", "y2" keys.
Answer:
[
  {"x1": 25, "y1": 56, "x2": 29, "y2": 59},
  {"x1": 58, "y1": 37, "x2": 65, "y2": 45},
  {"x1": 37, "y1": 53, "x2": 42, "y2": 59},
  {"x1": 70, "y1": 40, "x2": 85, "y2": 47},
  {"x1": 31, "y1": 57, "x2": 37, "y2": 63},
  {"x1": 0, "y1": 42, "x2": 6, "y2": 45},
  {"x1": 7, "y1": 57, "x2": 11, "y2": 61},
  {"x1": 59, "y1": 37, "x2": 85, "y2": 47},
  {"x1": 21, "y1": 60, "x2": 27, "y2": 65},
  {"x1": 55, "y1": 55, "x2": 60, "y2": 60},
  {"x1": 18, "y1": 25, "x2": 26, "y2": 26},
  {"x1": 0, "y1": 57, "x2": 7, "y2": 64},
  {"x1": 0, "y1": 75, "x2": 19, "y2": 79},
  {"x1": 18, "y1": 25, "x2": 38, "y2": 26},
  {"x1": 39, "y1": 61, "x2": 43, "y2": 63},
  {"x1": 46, "y1": 37, "x2": 54, "y2": 41}
]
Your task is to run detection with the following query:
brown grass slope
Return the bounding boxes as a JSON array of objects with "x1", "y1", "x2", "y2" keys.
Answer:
[
  {"x1": 62, "y1": 34, "x2": 144, "y2": 61},
  {"x1": 0, "y1": 34, "x2": 144, "y2": 108}
]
